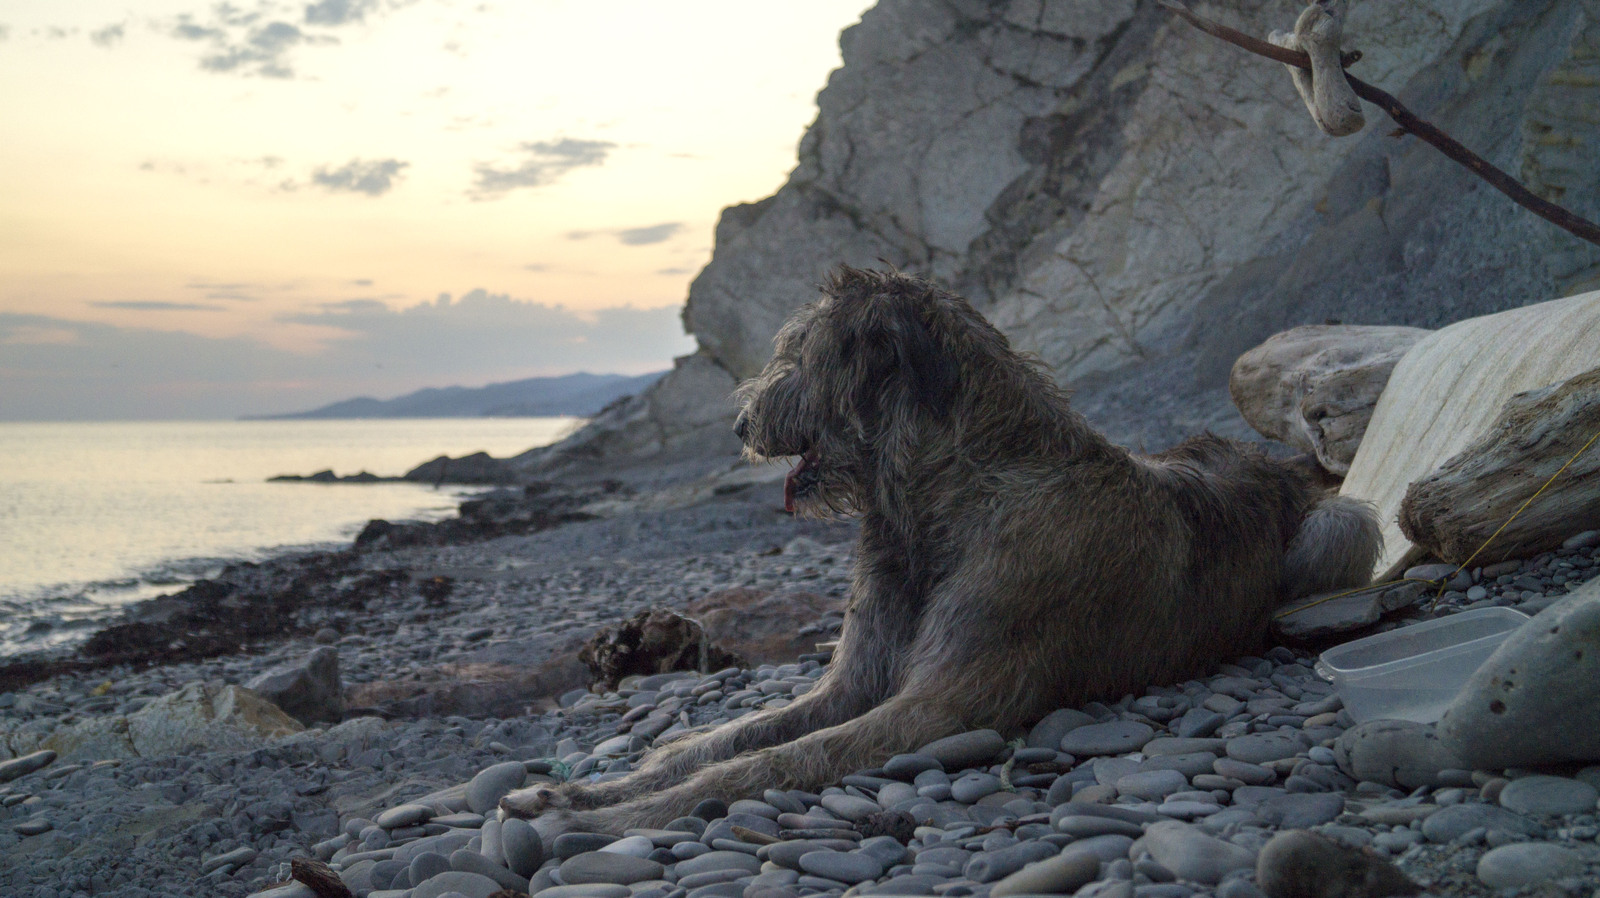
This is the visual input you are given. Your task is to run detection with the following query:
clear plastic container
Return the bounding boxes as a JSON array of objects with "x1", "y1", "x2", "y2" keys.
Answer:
[{"x1": 1314, "y1": 607, "x2": 1530, "y2": 724}]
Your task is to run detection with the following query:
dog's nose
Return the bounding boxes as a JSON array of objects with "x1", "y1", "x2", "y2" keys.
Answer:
[{"x1": 733, "y1": 412, "x2": 749, "y2": 441}]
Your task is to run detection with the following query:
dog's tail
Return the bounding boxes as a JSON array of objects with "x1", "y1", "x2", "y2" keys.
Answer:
[{"x1": 1282, "y1": 496, "x2": 1382, "y2": 600}]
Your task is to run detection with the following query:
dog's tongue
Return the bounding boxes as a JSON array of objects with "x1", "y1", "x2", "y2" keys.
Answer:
[{"x1": 783, "y1": 454, "x2": 810, "y2": 513}]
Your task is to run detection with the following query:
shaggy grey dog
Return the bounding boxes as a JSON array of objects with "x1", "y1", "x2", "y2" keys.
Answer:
[{"x1": 501, "y1": 266, "x2": 1379, "y2": 837}]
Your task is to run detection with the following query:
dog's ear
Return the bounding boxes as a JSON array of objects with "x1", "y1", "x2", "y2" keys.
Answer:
[{"x1": 847, "y1": 294, "x2": 958, "y2": 423}]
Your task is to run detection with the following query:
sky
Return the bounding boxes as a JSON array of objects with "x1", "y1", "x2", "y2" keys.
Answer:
[{"x1": 0, "y1": 0, "x2": 874, "y2": 419}]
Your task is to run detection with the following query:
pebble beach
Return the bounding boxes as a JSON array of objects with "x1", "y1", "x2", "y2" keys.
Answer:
[{"x1": 2, "y1": 476, "x2": 1599, "y2": 898}]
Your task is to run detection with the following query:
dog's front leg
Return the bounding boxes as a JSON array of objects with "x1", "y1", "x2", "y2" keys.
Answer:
[
  {"x1": 525, "y1": 690, "x2": 969, "y2": 837},
  {"x1": 500, "y1": 581, "x2": 916, "y2": 818}
]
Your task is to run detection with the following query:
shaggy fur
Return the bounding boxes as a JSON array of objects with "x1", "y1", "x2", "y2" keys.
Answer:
[{"x1": 500, "y1": 266, "x2": 1380, "y2": 837}]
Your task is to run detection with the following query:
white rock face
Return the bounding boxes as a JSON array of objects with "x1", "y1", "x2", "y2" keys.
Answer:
[{"x1": 539, "y1": 0, "x2": 1600, "y2": 473}]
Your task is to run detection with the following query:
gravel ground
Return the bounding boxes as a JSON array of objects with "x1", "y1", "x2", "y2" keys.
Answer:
[{"x1": 2, "y1": 477, "x2": 1598, "y2": 898}]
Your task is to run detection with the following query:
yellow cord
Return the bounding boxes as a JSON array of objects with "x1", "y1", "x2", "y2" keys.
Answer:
[{"x1": 1277, "y1": 426, "x2": 1600, "y2": 622}]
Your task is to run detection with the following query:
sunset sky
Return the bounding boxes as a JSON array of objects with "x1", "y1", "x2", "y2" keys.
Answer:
[{"x1": 0, "y1": 0, "x2": 873, "y2": 418}]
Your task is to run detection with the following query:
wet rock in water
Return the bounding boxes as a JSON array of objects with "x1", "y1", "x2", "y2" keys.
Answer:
[
  {"x1": 1255, "y1": 830, "x2": 1420, "y2": 898},
  {"x1": 1332, "y1": 720, "x2": 1465, "y2": 789},
  {"x1": 579, "y1": 607, "x2": 746, "y2": 691},
  {"x1": 1438, "y1": 579, "x2": 1600, "y2": 768},
  {"x1": 245, "y1": 645, "x2": 344, "y2": 725}
]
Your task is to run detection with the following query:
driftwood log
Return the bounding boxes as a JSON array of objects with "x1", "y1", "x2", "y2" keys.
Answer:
[
  {"x1": 1231, "y1": 325, "x2": 1428, "y2": 476},
  {"x1": 1400, "y1": 366, "x2": 1600, "y2": 566},
  {"x1": 290, "y1": 858, "x2": 354, "y2": 898},
  {"x1": 1266, "y1": 0, "x2": 1364, "y2": 137},
  {"x1": 1339, "y1": 291, "x2": 1600, "y2": 578}
]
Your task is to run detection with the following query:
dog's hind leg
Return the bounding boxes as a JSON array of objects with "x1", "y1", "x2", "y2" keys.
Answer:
[
  {"x1": 1282, "y1": 496, "x2": 1382, "y2": 599},
  {"x1": 501, "y1": 574, "x2": 921, "y2": 817}
]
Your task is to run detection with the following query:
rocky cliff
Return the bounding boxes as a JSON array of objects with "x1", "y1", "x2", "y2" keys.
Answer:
[{"x1": 517, "y1": 0, "x2": 1600, "y2": 481}]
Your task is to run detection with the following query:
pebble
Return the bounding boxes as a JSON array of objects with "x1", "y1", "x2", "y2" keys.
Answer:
[
  {"x1": 1027, "y1": 709, "x2": 1097, "y2": 748},
  {"x1": 1255, "y1": 793, "x2": 1344, "y2": 828},
  {"x1": 950, "y1": 772, "x2": 1003, "y2": 803},
  {"x1": 1060, "y1": 721, "x2": 1155, "y2": 756},
  {"x1": 989, "y1": 848, "x2": 1100, "y2": 897},
  {"x1": 1498, "y1": 775, "x2": 1599, "y2": 816},
  {"x1": 553, "y1": 832, "x2": 618, "y2": 858},
  {"x1": 465, "y1": 761, "x2": 527, "y2": 814},
  {"x1": 965, "y1": 840, "x2": 1061, "y2": 882},
  {"x1": 1115, "y1": 769, "x2": 1188, "y2": 801},
  {"x1": 1139, "y1": 822, "x2": 1256, "y2": 885},
  {"x1": 448, "y1": 848, "x2": 527, "y2": 891},
  {"x1": 1477, "y1": 842, "x2": 1584, "y2": 889},
  {"x1": 0, "y1": 750, "x2": 57, "y2": 783},
  {"x1": 559, "y1": 850, "x2": 664, "y2": 885},
  {"x1": 1420, "y1": 803, "x2": 1540, "y2": 843},
  {"x1": 1224, "y1": 732, "x2": 1304, "y2": 765},
  {"x1": 673, "y1": 850, "x2": 764, "y2": 876},
  {"x1": 375, "y1": 803, "x2": 434, "y2": 829},
  {"x1": 13, "y1": 819, "x2": 53, "y2": 836},
  {"x1": 500, "y1": 817, "x2": 544, "y2": 877},
  {"x1": 917, "y1": 729, "x2": 1007, "y2": 769},
  {"x1": 797, "y1": 850, "x2": 884, "y2": 883},
  {"x1": 882, "y1": 753, "x2": 943, "y2": 778},
  {"x1": 820, "y1": 793, "x2": 881, "y2": 822},
  {"x1": 411, "y1": 871, "x2": 504, "y2": 898},
  {"x1": 534, "y1": 886, "x2": 631, "y2": 898}
]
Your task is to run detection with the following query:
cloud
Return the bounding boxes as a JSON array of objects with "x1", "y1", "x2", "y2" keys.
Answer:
[
  {"x1": 90, "y1": 301, "x2": 224, "y2": 311},
  {"x1": 470, "y1": 139, "x2": 615, "y2": 199},
  {"x1": 91, "y1": 23, "x2": 126, "y2": 47},
  {"x1": 310, "y1": 158, "x2": 409, "y2": 196},
  {"x1": 167, "y1": 4, "x2": 339, "y2": 78},
  {"x1": 566, "y1": 222, "x2": 686, "y2": 247},
  {"x1": 303, "y1": 0, "x2": 382, "y2": 26},
  {"x1": 0, "y1": 296, "x2": 693, "y2": 419}
]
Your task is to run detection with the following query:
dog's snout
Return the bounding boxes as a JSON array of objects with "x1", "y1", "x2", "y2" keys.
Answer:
[{"x1": 733, "y1": 411, "x2": 749, "y2": 441}]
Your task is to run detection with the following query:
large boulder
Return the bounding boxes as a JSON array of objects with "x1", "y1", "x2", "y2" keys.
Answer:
[
  {"x1": 245, "y1": 646, "x2": 344, "y2": 725},
  {"x1": 1437, "y1": 576, "x2": 1600, "y2": 768},
  {"x1": 1340, "y1": 291, "x2": 1600, "y2": 577},
  {"x1": 524, "y1": 0, "x2": 1600, "y2": 474},
  {"x1": 1230, "y1": 325, "x2": 1428, "y2": 474},
  {"x1": 29, "y1": 681, "x2": 303, "y2": 762}
]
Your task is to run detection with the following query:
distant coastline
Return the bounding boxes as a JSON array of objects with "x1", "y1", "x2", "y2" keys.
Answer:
[{"x1": 244, "y1": 370, "x2": 664, "y2": 420}]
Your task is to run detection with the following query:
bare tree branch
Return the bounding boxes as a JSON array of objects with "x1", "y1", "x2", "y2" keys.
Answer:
[{"x1": 1156, "y1": 0, "x2": 1600, "y2": 248}]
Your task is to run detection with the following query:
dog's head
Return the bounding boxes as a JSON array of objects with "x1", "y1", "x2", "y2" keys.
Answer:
[{"x1": 733, "y1": 266, "x2": 968, "y2": 516}]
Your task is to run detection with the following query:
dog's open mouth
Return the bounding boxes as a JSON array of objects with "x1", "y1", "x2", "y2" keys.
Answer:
[{"x1": 784, "y1": 450, "x2": 821, "y2": 513}]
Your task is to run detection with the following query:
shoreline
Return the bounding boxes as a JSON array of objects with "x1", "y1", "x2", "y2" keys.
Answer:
[{"x1": 1, "y1": 466, "x2": 1598, "y2": 897}]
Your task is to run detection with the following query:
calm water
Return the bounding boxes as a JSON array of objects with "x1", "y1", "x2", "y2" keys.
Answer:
[{"x1": 0, "y1": 418, "x2": 579, "y2": 654}]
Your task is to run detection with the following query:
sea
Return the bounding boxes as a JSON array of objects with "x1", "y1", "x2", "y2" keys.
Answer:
[{"x1": 0, "y1": 418, "x2": 580, "y2": 656}]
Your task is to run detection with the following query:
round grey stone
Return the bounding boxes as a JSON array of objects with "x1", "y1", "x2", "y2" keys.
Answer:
[
  {"x1": 1478, "y1": 843, "x2": 1584, "y2": 889},
  {"x1": 1255, "y1": 793, "x2": 1345, "y2": 828},
  {"x1": 1027, "y1": 709, "x2": 1097, "y2": 749},
  {"x1": 882, "y1": 753, "x2": 943, "y2": 779},
  {"x1": 409, "y1": 851, "x2": 451, "y2": 887},
  {"x1": 990, "y1": 848, "x2": 1099, "y2": 898},
  {"x1": 673, "y1": 849, "x2": 763, "y2": 876},
  {"x1": 917, "y1": 729, "x2": 1008, "y2": 769},
  {"x1": 465, "y1": 761, "x2": 527, "y2": 815},
  {"x1": 534, "y1": 886, "x2": 631, "y2": 898},
  {"x1": 448, "y1": 849, "x2": 527, "y2": 892},
  {"x1": 1499, "y1": 775, "x2": 1600, "y2": 816},
  {"x1": 1224, "y1": 732, "x2": 1305, "y2": 765},
  {"x1": 500, "y1": 817, "x2": 544, "y2": 878},
  {"x1": 797, "y1": 849, "x2": 884, "y2": 884},
  {"x1": 1140, "y1": 821, "x2": 1256, "y2": 885},
  {"x1": 1420, "y1": 804, "x2": 1540, "y2": 843},
  {"x1": 559, "y1": 850, "x2": 664, "y2": 885},
  {"x1": 950, "y1": 772, "x2": 1003, "y2": 804},
  {"x1": 599, "y1": 834, "x2": 656, "y2": 858},
  {"x1": 819, "y1": 793, "x2": 881, "y2": 822},
  {"x1": 553, "y1": 832, "x2": 618, "y2": 859},
  {"x1": 376, "y1": 803, "x2": 433, "y2": 829},
  {"x1": 1116, "y1": 769, "x2": 1189, "y2": 801},
  {"x1": 411, "y1": 871, "x2": 503, "y2": 898},
  {"x1": 1059, "y1": 721, "x2": 1155, "y2": 756}
]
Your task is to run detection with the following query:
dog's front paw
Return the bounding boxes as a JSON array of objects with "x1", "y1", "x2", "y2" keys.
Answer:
[{"x1": 498, "y1": 782, "x2": 568, "y2": 820}]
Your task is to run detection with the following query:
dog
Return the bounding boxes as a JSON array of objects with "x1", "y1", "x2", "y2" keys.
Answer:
[{"x1": 499, "y1": 266, "x2": 1379, "y2": 837}]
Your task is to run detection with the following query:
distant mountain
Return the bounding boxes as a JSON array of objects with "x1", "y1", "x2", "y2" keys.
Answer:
[{"x1": 251, "y1": 371, "x2": 667, "y2": 419}]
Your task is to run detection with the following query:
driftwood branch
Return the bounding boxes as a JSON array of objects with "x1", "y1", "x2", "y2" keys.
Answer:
[
  {"x1": 290, "y1": 858, "x2": 355, "y2": 898},
  {"x1": 1156, "y1": 0, "x2": 1600, "y2": 248}
]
